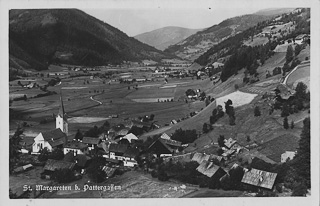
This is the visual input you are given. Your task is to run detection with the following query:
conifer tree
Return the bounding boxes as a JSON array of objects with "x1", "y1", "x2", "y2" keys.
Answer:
[{"x1": 283, "y1": 117, "x2": 289, "y2": 129}]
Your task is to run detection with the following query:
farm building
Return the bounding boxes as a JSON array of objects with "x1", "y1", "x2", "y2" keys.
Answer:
[
  {"x1": 102, "y1": 166, "x2": 117, "y2": 178},
  {"x1": 13, "y1": 164, "x2": 33, "y2": 174},
  {"x1": 295, "y1": 34, "x2": 310, "y2": 45},
  {"x1": 41, "y1": 159, "x2": 75, "y2": 179},
  {"x1": 281, "y1": 151, "x2": 296, "y2": 163},
  {"x1": 196, "y1": 160, "x2": 227, "y2": 180},
  {"x1": 241, "y1": 168, "x2": 277, "y2": 190},
  {"x1": 109, "y1": 144, "x2": 128, "y2": 160},
  {"x1": 147, "y1": 139, "x2": 178, "y2": 157},
  {"x1": 224, "y1": 138, "x2": 237, "y2": 149},
  {"x1": 63, "y1": 140, "x2": 88, "y2": 156},
  {"x1": 82, "y1": 137, "x2": 101, "y2": 150},
  {"x1": 160, "y1": 133, "x2": 171, "y2": 140},
  {"x1": 32, "y1": 128, "x2": 67, "y2": 153},
  {"x1": 75, "y1": 154, "x2": 91, "y2": 168},
  {"x1": 191, "y1": 153, "x2": 210, "y2": 164},
  {"x1": 121, "y1": 133, "x2": 138, "y2": 143},
  {"x1": 122, "y1": 147, "x2": 140, "y2": 167}
]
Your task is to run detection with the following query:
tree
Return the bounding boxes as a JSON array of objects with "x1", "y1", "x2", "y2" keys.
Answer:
[
  {"x1": 9, "y1": 127, "x2": 23, "y2": 174},
  {"x1": 286, "y1": 45, "x2": 294, "y2": 63},
  {"x1": 38, "y1": 148, "x2": 50, "y2": 162},
  {"x1": 294, "y1": 44, "x2": 302, "y2": 56},
  {"x1": 291, "y1": 120, "x2": 295, "y2": 129},
  {"x1": 218, "y1": 135, "x2": 225, "y2": 147},
  {"x1": 295, "y1": 82, "x2": 308, "y2": 100},
  {"x1": 229, "y1": 115, "x2": 236, "y2": 126},
  {"x1": 254, "y1": 106, "x2": 261, "y2": 116},
  {"x1": 49, "y1": 149, "x2": 64, "y2": 160},
  {"x1": 281, "y1": 104, "x2": 290, "y2": 117},
  {"x1": 74, "y1": 129, "x2": 83, "y2": 141},
  {"x1": 171, "y1": 128, "x2": 197, "y2": 144},
  {"x1": 292, "y1": 118, "x2": 310, "y2": 188},
  {"x1": 283, "y1": 117, "x2": 289, "y2": 129},
  {"x1": 87, "y1": 156, "x2": 106, "y2": 183}
]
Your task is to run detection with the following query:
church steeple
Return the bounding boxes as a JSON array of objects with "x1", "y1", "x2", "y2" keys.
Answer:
[
  {"x1": 58, "y1": 91, "x2": 67, "y2": 120},
  {"x1": 56, "y1": 90, "x2": 68, "y2": 135}
]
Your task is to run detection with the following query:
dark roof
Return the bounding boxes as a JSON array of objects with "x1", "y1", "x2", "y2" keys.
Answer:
[
  {"x1": 64, "y1": 140, "x2": 88, "y2": 150},
  {"x1": 109, "y1": 143, "x2": 128, "y2": 153},
  {"x1": 82, "y1": 137, "x2": 101, "y2": 145},
  {"x1": 47, "y1": 139, "x2": 65, "y2": 147},
  {"x1": 75, "y1": 154, "x2": 91, "y2": 167},
  {"x1": 43, "y1": 159, "x2": 75, "y2": 171},
  {"x1": 63, "y1": 152, "x2": 75, "y2": 162},
  {"x1": 241, "y1": 168, "x2": 277, "y2": 189},
  {"x1": 104, "y1": 158, "x2": 120, "y2": 164},
  {"x1": 148, "y1": 139, "x2": 174, "y2": 154},
  {"x1": 123, "y1": 147, "x2": 140, "y2": 158},
  {"x1": 42, "y1": 128, "x2": 66, "y2": 141}
]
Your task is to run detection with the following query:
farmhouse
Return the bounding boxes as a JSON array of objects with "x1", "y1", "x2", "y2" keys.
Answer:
[
  {"x1": 241, "y1": 168, "x2": 277, "y2": 190},
  {"x1": 122, "y1": 147, "x2": 140, "y2": 167},
  {"x1": 148, "y1": 139, "x2": 175, "y2": 157},
  {"x1": 82, "y1": 137, "x2": 101, "y2": 150},
  {"x1": 63, "y1": 140, "x2": 88, "y2": 156},
  {"x1": 102, "y1": 166, "x2": 117, "y2": 178},
  {"x1": 191, "y1": 152, "x2": 210, "y2": 164},
  {"x1": 109, "y1": 143, "x2": 128, "y2": 160},
  {"x1": 32, "y1": 128, "x2": 66, "y2": 153},
  {"x1": 196, "y1": 160, "x2": 227, "y2": 180}
]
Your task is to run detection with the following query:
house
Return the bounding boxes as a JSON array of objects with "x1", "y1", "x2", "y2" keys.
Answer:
[
  {"x1": 121, "y1": 133, "x2": 138, "y2": 143},
  {"x1": 32, "y1": 128, "x2": 67, "y2": 153},
  {"x1": 82, "y1": 137, "x2": 101, "y2": 150},
  {"x1": 192, "y1": 152, "x2": 210, "y2": 164},
  {"x1": 75, "y1": 154, "x2": 91, "y2": 168},
  {"x1": 224, "y1": 138, "x2": 237, "y2": 149},
  {"x1": 63, "y1": 140, "x2": 88, "y2": 156},
  {"x1": 295, "y1": 34, "x2": 309, "y2": 45},
  {"x1": 41, "y1": 159, "x2": 75, "y2": 179},
  {"x1": 281, "y1": 151, "x2": 296, "y2": 163},
  {"x1": 147, "y1": 139, "x2": 175, "y2": 157},
  {"x1": 109, "y1": 144, "x2": 128, "y2": 160},
  {"x1": 241, "y1": 168, "x2": 277, "y2": 190},
  {"x1": 160, "y1": 138, "x2": 182, "y2": 151},
  {"x1": 122, "y1": 147, "x2": 140, "y2": 167},
  {"x1": 196, "y1": 160, "x2": 227, "y2": 180}
]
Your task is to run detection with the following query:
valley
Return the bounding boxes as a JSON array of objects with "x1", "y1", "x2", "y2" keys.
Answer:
[{"x1": 8, "y1": 7, "x2": 312, "y2": 200}]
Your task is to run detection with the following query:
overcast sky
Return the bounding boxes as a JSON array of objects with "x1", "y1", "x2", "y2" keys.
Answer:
[{"x1": 83, "y1": 7, "x2": 266, "y2": 36}]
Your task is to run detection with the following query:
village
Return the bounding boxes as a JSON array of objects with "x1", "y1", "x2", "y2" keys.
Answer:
[{"x1": 8, "y1": 7, "x2": 312, "y2": 199}]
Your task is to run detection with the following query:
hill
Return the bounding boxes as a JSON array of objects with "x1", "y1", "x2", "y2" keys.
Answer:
[
  {"x1": 164, "y1": 14, "x2": 272, "y2": 61},
  {"x1": 134, "y1": 26, "x2": 202, "y2": 51},
  {"x1": 9, "y1": 9, "x2": 175, "y2": 71},
  {"x1": 254, "y1": 8, "x2": 296, "y2": 16}
]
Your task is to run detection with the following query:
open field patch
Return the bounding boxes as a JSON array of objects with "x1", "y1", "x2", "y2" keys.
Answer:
[
  {"x1": 68, "y1": 116, "x2": 109, "y2": 124},
  {"x1": 61, "y1": 86, "x2": 88, "y2": 89},
  {"x1": 286, "y1": 64, "x2": 310, "y2": 90},
  {"x1": 215, "y1": 91, "x2": 257, "y2": 110}
]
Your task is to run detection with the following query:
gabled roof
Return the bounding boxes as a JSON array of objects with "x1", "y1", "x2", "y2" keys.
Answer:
[
  {"x1": 116, "y1": 129, "x2": 129, "y2": 136},
  {"x1": 224, "y1": 138, "x2": 237, "y2": 149},
  {"x1": 160, "y1": 133, "x2": 171, "y2": 140},
  {"x1": 192, "y1": 152, "x2": 210, "y2": 164},
  {"x1": 123, "y1": 147, "x2": 140, "y2": 158},
  {"x1": 47, "y1": 139, "x2": 65, "y2": 147},
  {"x1": 102, "y1": 166, "x2": 117, "y2": 177},
  {"x1": 148, "y1": 139, "x2": 174, "y2": 154},
  {"x1": 82, "y1": 137, "x2": 100, "y2": 145},
  {"x1": 109, "y1": 143, "x2": 128, "y2": 154},
  {"x1": 43, "y1": 159, "x2": 75, "y2": 171},
  {"x1": 63, "y1": 151, "x2": 75, "y2": 162},
  {"x1": 241, "y1": 168, "x2": 277, "y2": 189},
  {"x1": 64, "y1": 140, "x2": 88, "y2": 150},
  {"x1": 41, "y1": 128, "x2": 66, "y2": 141},
  {"x1": 196, "y1": 160, "x2": 225, "y2": 178},
  {"x1": 122, "y1": 133, "x2": 138, "y2": 143}
]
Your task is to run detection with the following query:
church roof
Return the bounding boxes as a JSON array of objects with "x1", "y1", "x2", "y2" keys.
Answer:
[{"x1": 41, "y1": 128, "x2": 66, "y2": 142}]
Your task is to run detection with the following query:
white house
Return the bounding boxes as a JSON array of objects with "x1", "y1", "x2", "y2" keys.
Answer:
[
  {"x1": 63, "y1": 140, "x2": 88, "y2": 156},
  {"x1": 281, "y1": 151, "x2": 297, "y2": 162},
  {"x1": 32, "y1": 128, "x2": 66, "y2": 153}
]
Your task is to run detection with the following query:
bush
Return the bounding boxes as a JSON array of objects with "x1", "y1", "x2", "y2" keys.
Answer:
[
  {"x1": 254, "y1": 106, "x2": 261, "y2": 117},
  {"x1": 86, "y1": 156, "x2": 106, "y2": 183}
]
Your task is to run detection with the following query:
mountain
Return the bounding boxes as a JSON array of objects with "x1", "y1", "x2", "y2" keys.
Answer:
[
  {"x1": 134, "y1": 26, "x2": 202, "y2": 51},
  {"x1": 9, "y1": 9, "x2": 174, "y2": 71},
  {"x1": 254, "y1": 8, "x2": 296, "y2": 16},
  {"x1": 164, "y1": 9, "x2": 295, "y2": 61}
]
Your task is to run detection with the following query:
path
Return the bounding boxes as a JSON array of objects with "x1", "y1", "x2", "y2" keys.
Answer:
[{"x1": 90, "y1": 95, "x2": 102, "y2": 105}]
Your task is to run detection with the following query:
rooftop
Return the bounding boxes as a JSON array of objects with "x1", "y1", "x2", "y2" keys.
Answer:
[{"x1": 241, "y1": 168, "x2": 277, "y2": 189}]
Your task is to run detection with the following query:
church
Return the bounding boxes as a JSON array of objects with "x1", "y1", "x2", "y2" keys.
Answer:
[{"x1": 32, "y1": 93, "x2": 68, "y2": 153}]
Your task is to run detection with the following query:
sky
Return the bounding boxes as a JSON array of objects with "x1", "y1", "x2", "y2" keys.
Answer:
[{"x1": 83, "y1": 7, "x2": 265, "y2": 36}]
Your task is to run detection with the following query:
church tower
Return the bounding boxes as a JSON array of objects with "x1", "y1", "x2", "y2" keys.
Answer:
[{"x1": 56, "y1": 91, "x2": 68, "y2": 135}]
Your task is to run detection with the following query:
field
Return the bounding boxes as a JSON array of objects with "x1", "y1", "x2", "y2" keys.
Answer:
[{"x1": 285, "y1": 62, "x2": 310, "y2": 90}]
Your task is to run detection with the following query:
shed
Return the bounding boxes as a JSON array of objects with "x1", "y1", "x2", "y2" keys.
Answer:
[
  {"x1": 192, "y1": 153, "x2": 210, "y2": 164},
  {"x1": 43, "y1": 159, "x2": 75, "y2": 172},
  {"x1": 196, "y1": 160, "x2": 226, "y2": 179},
  {"x1": 241, "y1": 168, "x2": 277, "y2": 189}
]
